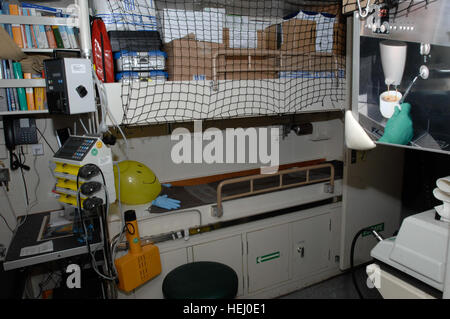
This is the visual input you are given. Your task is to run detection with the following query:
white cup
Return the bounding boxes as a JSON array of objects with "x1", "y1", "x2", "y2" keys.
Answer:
[{"x1": 379, "y1": 90, "x2": 402, "y2": 118}]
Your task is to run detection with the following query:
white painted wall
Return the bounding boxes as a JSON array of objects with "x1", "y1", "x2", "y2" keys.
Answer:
[
  {"x1": 0, "y1": 118, "x2": 62, "y2": 252},
  {"x1": 0, "y1": 116, "x2": 344, "y2": 254},
  {"x1": 110, "y1": 118, "x2": 344, "y2": 183}
]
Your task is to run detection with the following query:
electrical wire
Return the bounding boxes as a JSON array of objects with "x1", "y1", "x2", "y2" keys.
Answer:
[
  {"x1": 36, "y1": 126, "x2": 56, "y2": 154},
  {"x1": 79, "y1": 118, "x2": 90, "y2": 135},
  {"x1": 76, "y1": 165, "x2": 116, "y2": 281},
  {"x1": 110, "y1": 161, "x2": 125, "y2": 276},
  {"x1": 350, "y1": 227, "x2": 386, "y2": 299},
  {"x1": 0, "y1": 209, "x2": 14, "y2": 233},
  {"x1": 92, "y1": 67, "x2": 130, "y2": 158},
  {"x1": 15, "y1": 147, "x2": 34, "y2": 230}
]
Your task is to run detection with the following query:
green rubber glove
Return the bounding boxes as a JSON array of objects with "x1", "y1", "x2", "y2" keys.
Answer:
[{"x1": 378, "y1": 103, "x2": 414, "y2": 145}]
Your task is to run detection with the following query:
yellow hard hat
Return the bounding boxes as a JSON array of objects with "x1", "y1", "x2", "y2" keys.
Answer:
[{"x1": 114, "y1": 160, "x2": 161, "y2": 205}]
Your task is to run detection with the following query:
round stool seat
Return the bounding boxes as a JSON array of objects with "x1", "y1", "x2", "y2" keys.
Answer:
[{"x1": 162, "y1": 261, "x2": 238, "y2": 299}]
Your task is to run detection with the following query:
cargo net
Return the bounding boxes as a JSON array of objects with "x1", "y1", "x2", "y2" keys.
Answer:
[{"x1": 94, "y1": 0, "x2": 346, "y2": 125}]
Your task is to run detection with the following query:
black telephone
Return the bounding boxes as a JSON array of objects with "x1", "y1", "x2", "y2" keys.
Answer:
[
  {"x1": 4, "y1": 118, "x2": 38, "y2": 151},
  {"x1": 3, "y1": 118, "x2": 38, "y2": 171}
]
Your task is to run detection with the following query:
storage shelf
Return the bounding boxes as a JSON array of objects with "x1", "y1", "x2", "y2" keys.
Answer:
[
  {"x1": 0, "y1": 110, "x2": 48, "y2": 116},
  {"x1": 0, "y1": 14, "x2": 78, "y2": 27},
  {"x1": 0, "y1": 79, "x2": 46, "y2": 88},
  {"x1": 22, "y1": 48, "x2": 80, "y2": 53}
]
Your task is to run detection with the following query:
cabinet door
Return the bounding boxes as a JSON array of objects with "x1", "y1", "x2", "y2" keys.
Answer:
[
  {"x1": 193, "y1": 235, "x2": 244, "y2": 296},
  {"x1": 291, "y1": 213, "x2": 332, "y2": 279},
  {"x1": 133, "y1": 247, "x2": 188, "y2": 299},
  {"x1": 247, "y1": 223, "x2": 290, "y2": 293}
]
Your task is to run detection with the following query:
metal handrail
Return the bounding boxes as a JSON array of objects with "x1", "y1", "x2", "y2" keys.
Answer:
[
  {"x1": 212, "y1": 49, "x2": 341, "y2": 88},
  {"x1": 212, "y1": 163, "x2": 335, "y2": 217}
]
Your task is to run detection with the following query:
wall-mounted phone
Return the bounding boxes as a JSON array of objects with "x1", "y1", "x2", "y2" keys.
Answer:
[
  {"x1": 3, "y1": 118, "x2": 37, "y2": 171},
  {"x1": 4, "y1": 118, "x2": 38, "y2": 151}
]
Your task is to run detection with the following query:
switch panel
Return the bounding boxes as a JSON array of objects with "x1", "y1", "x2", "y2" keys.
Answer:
[{"x1": 44, "y1": 58, "x2": 96, "y2": 115}]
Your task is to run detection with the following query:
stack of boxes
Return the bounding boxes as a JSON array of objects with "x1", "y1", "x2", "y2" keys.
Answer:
[
  {"x1": 95, "y1": 1, "x2": 345, "y2": 83},
  {"x1": 93, "y1": 0, "x2": 168, "y2": 83},
  {"x1": 114, "y1": 50, "x2": 168, "y2": 84},
  {"x1": 163, "y1": 4, "x2": 345, "y2": 82}
]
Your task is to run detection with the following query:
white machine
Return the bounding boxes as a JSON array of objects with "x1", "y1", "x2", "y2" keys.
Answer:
[
  {"x1": 52, "y1": 135, "x2": 116, "y2": 208},
  {"x1": 370, "y1": 176, "x2": 450, "y2": 296}
]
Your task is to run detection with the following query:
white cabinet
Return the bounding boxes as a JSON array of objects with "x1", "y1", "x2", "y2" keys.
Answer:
[
  {"x1": 291, "y1": 213, "x2": 332, "y2": 279},
  {"x1": 133, "y1": 247, "x2": 188, "y2": 299},
  {"x1": 192, "y1": 235, "x2": 244, "y2": 296},
  {"x1": 246, "y1": 223, "x2": 290, "y2": 293}
]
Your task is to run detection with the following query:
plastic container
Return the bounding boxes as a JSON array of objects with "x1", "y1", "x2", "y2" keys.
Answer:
[
  {"x1": 108, "y1": 30, "x2": 162, "y2": 52},
  {"x1": 116, "y1": 71, "x2": 168, "y2": 84},
  {"x1": 114, "y1": 50, "x2": 167, "y2": 71}
]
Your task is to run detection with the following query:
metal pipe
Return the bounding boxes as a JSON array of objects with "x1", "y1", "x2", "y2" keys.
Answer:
[
  {"x1": 215, "y1": 163, "x2": 335, "y2": 217},
  {"x1": 77, "y1": 0, "x2": 92, "y2": 59}
]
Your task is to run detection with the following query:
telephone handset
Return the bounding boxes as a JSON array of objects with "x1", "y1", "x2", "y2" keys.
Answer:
[
  {"x1": 3, "y1": 118, "x2": 38, "y2": 171},
  {"x1": 4, "y1": 118, "x2": 38, "y2": 151}
]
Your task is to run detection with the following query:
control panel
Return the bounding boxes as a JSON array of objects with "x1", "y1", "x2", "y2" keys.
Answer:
[
  {"x1": 44, "y1": 58, "x2": 96, "y2": 115},
  {"x1": 359, "y1": 1, "x2": 448, "y2": 47},
  {"x1": 53, "y1": 136, "x2": 96, "y2": 161}
]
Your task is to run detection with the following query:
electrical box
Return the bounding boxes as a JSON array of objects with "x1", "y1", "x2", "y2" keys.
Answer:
[{"x1": 44, "y1": 58, "x2": 96, "y2": 115}]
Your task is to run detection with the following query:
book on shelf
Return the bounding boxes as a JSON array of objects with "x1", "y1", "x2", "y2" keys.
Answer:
[
  {"x1": 0, "y1": 60, "x2": 6, "y2": 112},
  {"x1": 23, "y1": 72, "x2": 35, "y2": 110},
  {"x1": 51, "y1": 25, "x2": 64, "y2": 48},
  {"x1": 12, "y1": 61, "x2": 28, "y2": 110},
  {"x1": 0, "y1": 59, "x2": 47, "y2": 112},
  {"x1": 6, "y1": 60, "x2": 18, "y2": 111},
  {"x1": 32, "y1": 72, "x2": 45, "y2": 111},
  {"x1": 0, "y1": 1, "x2": 80, "y2": 51},
  {"x1": 7, "y1": 3, "x2": 24, "y2": 48},
  {"x1": 21, "y1": 7, "x2": 33, "y2": 49}
]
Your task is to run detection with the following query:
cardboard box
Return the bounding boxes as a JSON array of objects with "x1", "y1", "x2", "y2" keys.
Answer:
[
  {"x1": 261, "y1": 18, "x2": 345, "y2": 55},
  {"x1": 164, "y1": 34, "x2": 225, "y2": 81},
  {"x1": 280, "y1": 54, "x2": 345, "y2": 71},
  {"x1": 259, "y1": 24, "x2": 280, "y2": 50},
  {"x1": 219, "y1": 51, "x2": 278, "y2": 80},
  {"x1": 333, "y1": 20, "x2": 346, "y2": 56},
  {"x1": 280, "y1": 19, "x2": 317, "y2": 53}
]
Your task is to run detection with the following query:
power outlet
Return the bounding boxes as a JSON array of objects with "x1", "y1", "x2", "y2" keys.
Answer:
[{"x1": 31, "y1": 143, "x2": 44, "y2": 156}]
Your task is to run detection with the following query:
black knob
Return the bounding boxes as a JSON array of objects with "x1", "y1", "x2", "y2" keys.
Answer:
[{"x1": 76, "y1": 85, "x2": 88, "y2": 98}]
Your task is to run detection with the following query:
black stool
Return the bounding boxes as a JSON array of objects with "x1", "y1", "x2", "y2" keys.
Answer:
[{"x1": 162, "y1": 261, "x2": 238, "y2": 299}]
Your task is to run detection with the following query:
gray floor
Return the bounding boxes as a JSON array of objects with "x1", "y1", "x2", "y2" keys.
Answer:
[{"x1": 278, "y1": 267, "x2": 382, "y2": 299}]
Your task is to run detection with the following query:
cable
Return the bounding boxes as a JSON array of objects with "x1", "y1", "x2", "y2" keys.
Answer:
[
  {"x1": 350, "y1": 227, "x2": 371, "y2": 299},
  {"x1": 0, "y1": 210, "x2": 14, "y2": 233},
  {"x1": 350, "y1": 227, "x2": 385, "y2": 299},
  {"x1": 15, "y1": 146, "x2": 35, "y2": 230},
  {"x1": 79, "y1": 118, "x2": 89, "y2": 135},
  {"x1": 36, "y1": 126, "x2": 56, "y2": 154},
  {"x1": 76, "y1": 164, "x2": 116, "y2": 281},
  {"x1": 92, "y1": 67, "x2": 130, "y2": 158}
]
